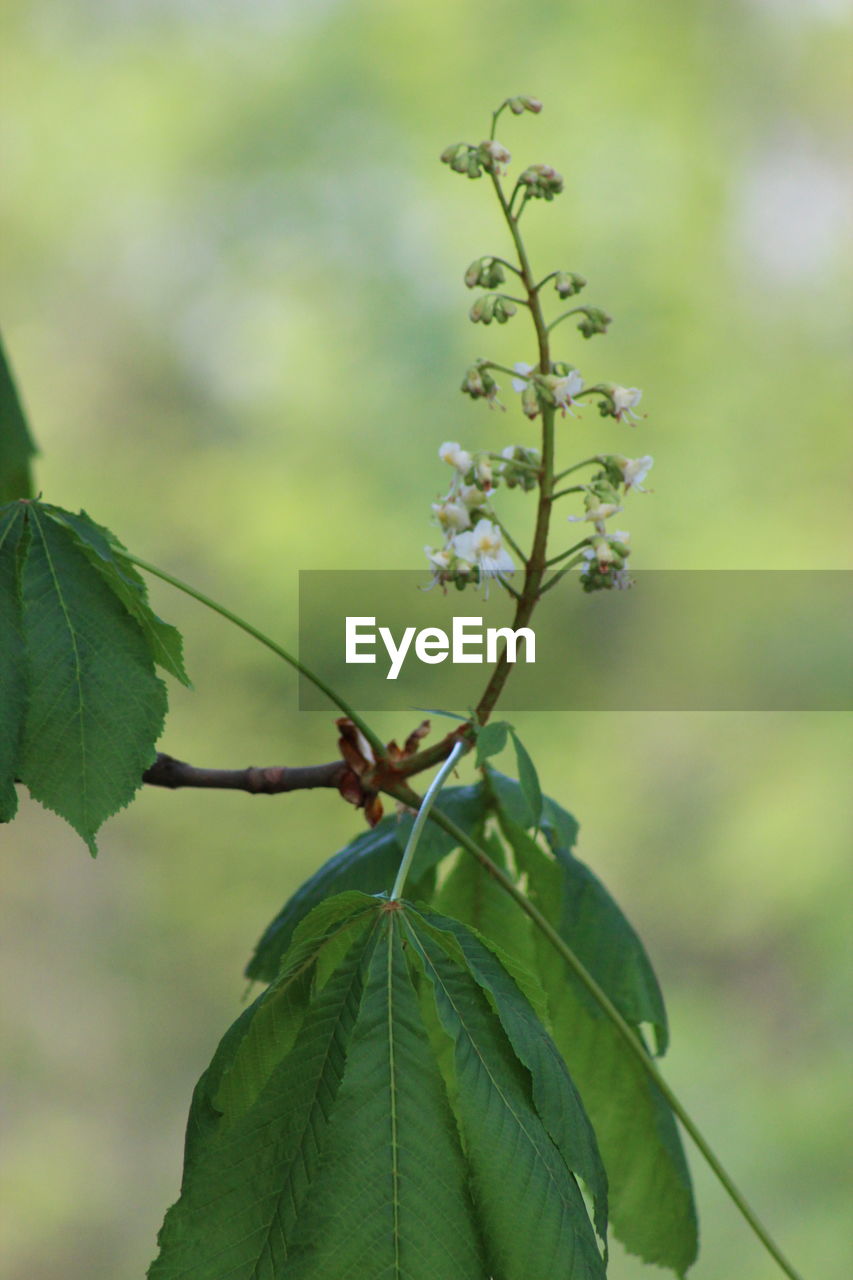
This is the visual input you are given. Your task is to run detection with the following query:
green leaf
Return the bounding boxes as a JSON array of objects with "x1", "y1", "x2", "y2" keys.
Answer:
[
  {"x1": 417, "y1": 906, "x2": 608, "y2": 1248},
  {"x1": 40, "y1": 505, "x2": 190, "y2": 686},
  {"x1": 474, "y1": 718, "x2": 510, "y2": 766},
  {"x1": 510, "y1": 729, "x2": 543, "y2": 829},
  {"x1": 150, "y1": 899, "x2": 375, "y2": 1278},
  {"x1": 498, "y1": 808, "x2": 698, "y2": 1275},
  {"x1": 411, "y1": 915, "x2": 606, "y2": 1278},
  {"x1": 434, "y1": 827, "x2": 543, "y2": 1012},
  {"x1": 0, "y1": 334, "x2": 37, "y2": 502},
  {"x1": 284, "y1": 918, "x2": 487, "y2": 1280},
  {"x1": 0, "y1": 504, "x2": 27, "y2": 820},
  {"x1": 152, "y1": 895, "x2": 606, "y2": 1279},
  {"x1": 246, "y1": 784, "x2": 486, "y2": 983},
  {"x1": 13, "y1": 502, "x2": 167, "y2": 853}
]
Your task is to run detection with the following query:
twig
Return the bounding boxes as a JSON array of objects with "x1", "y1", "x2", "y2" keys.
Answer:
[{"x1": 142, "y1": 752, "x2": 346, "y2": 794}]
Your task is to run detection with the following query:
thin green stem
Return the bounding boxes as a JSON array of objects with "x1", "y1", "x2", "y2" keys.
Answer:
[
  {"x1": 540, "y1": 556, "x2": 587, "y2": 594},
  {"x1": 389, "y1": 743, "x2": 465, "y2": 900},
  {"x1": 545, "y1": 306, "x2": 586, "y2": 335},
  {"x1": 533, "y1": 270, "x2": 558, "y2": 293},
  {"x1": 545, "y1": 538, "x2": 589, "y2": 568},
  {"x1": 489, "y1": 103, "x2": 508, "y2": 140},
  {"x1": 128, "y1": 554, "x2": 388, "y2": 760},
  {"x1": 553, "y1": 457, "x2": 602, "y2": 483},
  {"x1": 420, "y1": 804, "x2": 805, "y2": 1280},
  {"x1": 552, "y1": 485, "x2": 587, "y2": 501},
  {"x1": 489, "y1": 256, "x2": 523, "y2": 278}
]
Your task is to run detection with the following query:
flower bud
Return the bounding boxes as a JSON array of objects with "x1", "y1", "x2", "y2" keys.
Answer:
[
  {"x1": 577, "y1": 307, "x2": 612, "y2": 339},
  {"x1": 464, "y1": 258, "x2": 485, "y2": 289},
  {"x1": 519, "y1": 163, "x2": 564, "y2": 200},
  {"x1": 493, "y1": 297, "x2": 517, "y2": 324},
  {"x1": 478, "y1": 139, "x2": 511, "y2": 174},
  {"x1": 521, "y1": 382, "x2": 540, "y2": 419},
  {"x1": 469, "y1": 294, "x2": 500, "y2": 325},
  {"x1": 475, "y1": 458, "x2": 494, "y2": 489},
  {"x1": 554, "y1": 271, "x2": 587, "y2": 298},
  {"x1": 507, "y1": 96, "x2": 526, "y2": 115},
  {"x1": 460, "y1": 365, "x2": 485, "y2": 396}
]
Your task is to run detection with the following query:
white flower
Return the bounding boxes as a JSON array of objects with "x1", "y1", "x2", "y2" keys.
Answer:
[
  {"x1": 452, "y1": 519, "x2": 515, "y2": 595},
  {"x1": 620, "y1": 454, "x2": 654, "y2": 492},
  {"x1": 512, "y1": 361, "x2": 534, "y2": 392},
  {"x1": 551, "y1": 370, "x2": 584, "y2": 415},
  {"x1": 426, "y1": 546, "x2": 452, "y2": 570},
  {"x1": 432, "y1": 500, "x2": 471, "y2": 533},
  {"x1": 612, "y1": 386, "x2": 643, "y2": 423},
  {"x1": 438, "y1": 441, "x2": 473, "y2": 473}
]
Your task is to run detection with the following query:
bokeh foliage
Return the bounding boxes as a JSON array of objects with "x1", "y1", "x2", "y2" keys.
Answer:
[{"x1": 1, "y1": 1, "x2": 850, "y2": 1277}]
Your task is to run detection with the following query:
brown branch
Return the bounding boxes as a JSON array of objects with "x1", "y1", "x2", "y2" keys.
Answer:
[{"x1": 142, "y1": 753, "x2": 347, "y2": 795}]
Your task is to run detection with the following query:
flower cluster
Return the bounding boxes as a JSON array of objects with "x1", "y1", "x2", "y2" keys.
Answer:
[
  {"x1": 425, "y1": 442, "x2": 517, "y2": 595},
  {"x1": 568, "y1": 454, "x2": 654, "y2": 591},
  {"x1": 460, "y1": 361, "x2": 502, "y2": 407},
  {"x1": 464, "y1": 257, "x2": 505, "y2": 290},
  {"x1": 437, "y1": 95, "x2": 656, "y2": 601},
  {"x1": 470, "y1": 294, "x2": 517, "y2": 325},
  {"x1": 518, "y1": 163, "x2": 564, "y2": 200},
  {"x1": 512, "y1": 362, "x2": 584, "y2": 418},
  {"x1": 441, "y1": 138, "x2": 512, "y2": 181}
]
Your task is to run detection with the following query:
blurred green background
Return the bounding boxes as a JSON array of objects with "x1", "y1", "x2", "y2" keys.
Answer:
[{"x1": 1, "y1": 1, "x2": 850, "y2": 1277}]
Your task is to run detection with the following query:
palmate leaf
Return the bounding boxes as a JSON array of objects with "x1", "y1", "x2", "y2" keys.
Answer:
[
  {"x1": 151, "y1": 892, "x2": 607, "y2": 1280},
  {"x1": 246, "y1": 783, "x2": 486, "y2": 982},
  {"x1": 492, "y1": 779, "x2": 698, "y2": 1276},
  {"x1": 0, "y1": 499, "x2": 173, "y2": 852}
]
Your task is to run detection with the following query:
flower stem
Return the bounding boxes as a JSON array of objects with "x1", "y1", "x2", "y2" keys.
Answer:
[
  {"x1": 389, "y1": 743, "x2": 465, "y2": 900},
  {"x1": 545, "y1": 538, "x2": 589, "y2": 568},
  {"x1": 128, "y1": 554, "x2": 387, "y2": 760},
  {"x1": 472, "y1": 172, "x2": 555, "y2": 728},
  {"x1": 553, "y1": 457, "x2": 602, "y2": 483}
]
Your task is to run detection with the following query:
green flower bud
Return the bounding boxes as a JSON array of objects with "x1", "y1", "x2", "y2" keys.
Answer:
[
  {"x1": 521, "y1": 382, "x2": 540, "y2": 419},
  {"x1": 494, "y1": 297, "x2": 517, "y2": 324},
  {"x1": 519, "y1": 95, "x2": 543, "y2": 113},
  {"x1": 464, "y1": 258, "x2": 505, "y2": 290},
  {"x1": 577, "y1": 307, "x2": 612, "y2": 339},
  {"x1": 465, "y1": 258, "x2": 485, "y2": 289},
  {"x1": 507, "y1": 96, "x2": 526, "y2": 115},
  {"x1": 483, "y1": 259, "x2": 505, "y2": 288},
  {"x1": 554, "y1": 271, "x2": 587, "y2": 298},
  {"x1": 469, "y1": 295, "x2": 496, "y2": 324}
]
